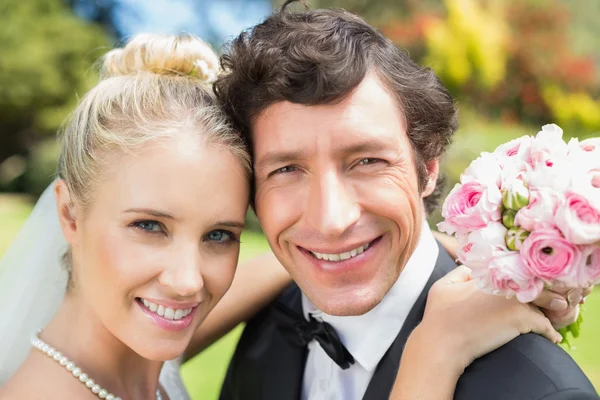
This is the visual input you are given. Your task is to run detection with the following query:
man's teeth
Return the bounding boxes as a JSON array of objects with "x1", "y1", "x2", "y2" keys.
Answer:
[
  {"x1": 141, "y1": 299, "x2": 193, "y2": 320},
  {"x1": 311, "y1": 242, "x2": 371, "y2": 262}
]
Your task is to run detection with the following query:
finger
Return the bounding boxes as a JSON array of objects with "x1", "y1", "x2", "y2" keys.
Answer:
[
  {"x1": 432, "y1": 231, "x2": 459, "y2": 260},
  {"x1": 567, "y1": 288, "x2": 584, "y2": 307},
  {"x1": 523, "y1": 304, "x2": 563, "y2": 343},
  {"x1": 582, "y1": 285, "x2": 594, "y2": 302},
  {"x1": 532, "y1": 291, "x2": 568, "y2": 312},
  {"x1": 545, "y1": 305, "x2": 580, "y2": 330},
  {"x1": 440, "y1": 265, "x2": 472, "y2": 285}
]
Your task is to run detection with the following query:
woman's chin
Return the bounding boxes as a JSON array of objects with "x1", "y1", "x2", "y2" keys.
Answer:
[{"x1": 130, "y1": 340, "x2": 188, "y2": 361}]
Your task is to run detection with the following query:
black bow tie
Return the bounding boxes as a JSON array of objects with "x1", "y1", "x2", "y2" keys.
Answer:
[{"x1": 272, "y1": 301, "x2": 355, "y2": 370}]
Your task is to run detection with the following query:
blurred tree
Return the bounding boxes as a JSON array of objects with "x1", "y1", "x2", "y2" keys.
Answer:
[
  {"x1": 273, "y1": 0, "x2": 444, "y2": 24},
  {"x1": 501, "y1": 0, "x2": 600, "y2": 130},
  {"x1": 359, "y1": 0, "x2": 600, "y2": 133},
  {"x1": 0, "y1": 0, "x2": 108, "y2": 192}
]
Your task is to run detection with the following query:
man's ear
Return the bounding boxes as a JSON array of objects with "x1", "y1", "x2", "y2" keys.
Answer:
[
  {"x1": 55, "y1": 179, "x2": 79, "y2": 246},
  {"x1": 422, "y1": 158, "x2": 440, "y2": 198}
]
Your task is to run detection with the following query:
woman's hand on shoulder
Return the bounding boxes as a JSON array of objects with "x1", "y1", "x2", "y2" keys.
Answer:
[
  {"x1": 418, "y1": 266, "x2": 562, "y2": 371},
  {"x1": 390, "y1": 266, "x2": 562, "y2": 400}
]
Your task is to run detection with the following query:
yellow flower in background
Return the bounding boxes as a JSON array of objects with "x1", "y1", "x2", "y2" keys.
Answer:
[
  {"x1": 424, "y1": 18, "x2": 472, "y2": 86},
  {"x1": 424, "y1": 0, "x2": 509, "y2": 89},
  {"x1": 543, "y1": 86, "x2": 600, "y2": 132}
]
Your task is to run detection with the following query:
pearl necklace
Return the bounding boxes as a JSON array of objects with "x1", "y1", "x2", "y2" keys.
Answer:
[{"x1": 31, "y1": 333, "x2": 163, "y2": 400}]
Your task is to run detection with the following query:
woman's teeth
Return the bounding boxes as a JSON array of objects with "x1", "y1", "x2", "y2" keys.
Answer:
[
  {"x1": 141, "y1": 299, "x2": 193, "y2": 320},
  {"x1": 310, "y1": 242, "x2": 371, "y2": 262}
]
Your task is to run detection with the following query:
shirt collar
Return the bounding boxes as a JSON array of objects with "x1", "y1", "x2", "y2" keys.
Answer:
[{"x1": 301, "y1": 218, "x2": 439, "y2": 372}]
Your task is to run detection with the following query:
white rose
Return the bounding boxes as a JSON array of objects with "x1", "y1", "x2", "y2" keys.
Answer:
[
  {"x1": 461, "y1": 151, "x2": 503, "y2": 188},
  {"x1": 455, "y1": 222, "x2": 508, "y2": 270}
]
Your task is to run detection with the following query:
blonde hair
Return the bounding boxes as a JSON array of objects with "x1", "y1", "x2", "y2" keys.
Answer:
[
  {"x1": 58, "y1": 33, "x2": 250, "y2": 209},
  {"x1": 57, "y1": 33, "x2": 251, "y2": 278}
]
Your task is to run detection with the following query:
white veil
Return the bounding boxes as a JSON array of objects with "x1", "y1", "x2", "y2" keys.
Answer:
[{"x1": 0, "y1": 181, "x2": 69, "y2": 383}]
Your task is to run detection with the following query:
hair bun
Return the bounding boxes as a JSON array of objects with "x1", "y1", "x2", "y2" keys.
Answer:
[{"x1": 102, "y1": 33, "x2": 220, "y2": 83}]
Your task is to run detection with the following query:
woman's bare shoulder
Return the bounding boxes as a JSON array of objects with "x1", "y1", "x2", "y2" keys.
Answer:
[{"x1": 1, "y1": 353, "x2": 92, "y2": 400}]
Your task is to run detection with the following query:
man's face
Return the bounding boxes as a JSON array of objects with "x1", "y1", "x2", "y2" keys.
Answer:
[{"x1": 252, "y1": 74, "x2": 438, "y2": 316}]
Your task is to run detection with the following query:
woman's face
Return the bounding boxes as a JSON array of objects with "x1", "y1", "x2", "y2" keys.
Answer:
[{"x1": 56, "y1": 133, "x2": 249, "y2": 360}]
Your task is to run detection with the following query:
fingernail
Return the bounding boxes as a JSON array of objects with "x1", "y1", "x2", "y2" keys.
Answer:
[
  {"x1": 555, "y1": 333, "x2": 563, "y2": 344},
  {"x1": 549, "y1": 298, "x2": 568, "y2": 311},
  {"x1": 568, "y1": 289, "x2": 583, "y2": 305}
]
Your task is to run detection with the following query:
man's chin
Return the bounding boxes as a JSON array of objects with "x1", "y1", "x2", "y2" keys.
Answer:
[{"x1": 305, "y1": 286, "x2": 386, "y2": 316}]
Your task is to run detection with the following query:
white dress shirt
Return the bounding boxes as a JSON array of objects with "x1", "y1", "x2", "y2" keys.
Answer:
[{"x1": 301, "y1": 219, "x2": 439, "y2": 400}]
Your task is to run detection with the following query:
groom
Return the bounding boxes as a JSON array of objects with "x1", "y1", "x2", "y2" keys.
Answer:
[{"x1": 214, "y1": 3, "x2": 597, "y2": 399}]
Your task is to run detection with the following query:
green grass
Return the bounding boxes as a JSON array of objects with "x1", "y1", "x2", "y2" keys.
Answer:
[{"x1": 1, "y1": 186, "x2": 599, "y2": 398}]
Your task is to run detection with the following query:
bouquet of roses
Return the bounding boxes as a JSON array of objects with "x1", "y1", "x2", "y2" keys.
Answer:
[{"x1": 438, "y1": 124, "x2": 600, "y2": 344}]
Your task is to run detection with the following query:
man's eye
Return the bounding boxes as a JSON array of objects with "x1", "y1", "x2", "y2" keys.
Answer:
[
  {"x1": 131, "y1": 220, "x2": 164, "y2": 233},
  {"x1": 271, "y1": 165, "x2": 297, "y2": 176},
  {"x1": 357, "y1": 158, "x2": 382, "y2": 166}
]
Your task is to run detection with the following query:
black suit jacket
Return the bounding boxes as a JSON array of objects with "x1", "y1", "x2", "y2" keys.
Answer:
[{"x1": 220, "y1": 243, "x2": 597, "y2": 400}]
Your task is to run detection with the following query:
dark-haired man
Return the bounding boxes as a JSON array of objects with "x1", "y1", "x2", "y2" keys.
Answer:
[{"x1": 214, "y1": 3, "x2": 597, "y2": 399}]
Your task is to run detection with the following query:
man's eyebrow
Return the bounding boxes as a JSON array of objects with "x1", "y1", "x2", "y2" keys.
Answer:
[
  {"x1": 254, "y1": 150, "x2": 310, "y2": 171},
  {"x1": 334, "y1": 140, "x2": 393, "y2": 156}
]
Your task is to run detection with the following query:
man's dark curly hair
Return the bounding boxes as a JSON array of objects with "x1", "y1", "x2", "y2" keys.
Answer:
[{"x1": 214, "y1": 0, "x2": 458, "y2": 214}]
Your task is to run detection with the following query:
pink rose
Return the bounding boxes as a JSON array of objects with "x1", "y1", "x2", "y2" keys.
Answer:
[
  {"x1": 555, "y1": 192, "x2": 600, "y2": 245},
  {"x1": 579, "y1": 138, "x2": 600, "y2": 155},
  {"x1": 514, "y1": 188, "x2": 560, "y2": 231},
  {"x1": 571, "y1": 164, "x2": 600, "y2": 191},
  {"x1": 501, "y1": 163, "x2": 528, "y2": 185},
  {"x1": 438, "y1": 181, "x2": 502, "y2": 235},
  {"x1": 569, "y1": 157, "x2": 600, "y2": 209},
  {"x1": 455, "y1": 222, "x2": 508, "y2": 270},
  {"x1": 461, "y1": 152, "x2": 503, "y2": 188},
  {"x1": 494, "y1": 135, "x2": 532, "y2": 160},
  {"x1": 494, "y1": 136, "x2": 532, "y2": 182},
  {"x1": 529, "y1": 124, "x2": 568, "y2": 168},
  {"x1": 486, "y1": 253, "x2": 544, "y2": 302},
  {"x1": 593, "y1": 169, "x2": 600, "y2": 190},
  {"x1": 525, "y1": 160, "x2": 571, "y2": 193},
  {"x1": 581, "y1": 246, "x2": 600, "y2": 286},
  {"x1": 520, "y1": 227, "x2": 582, "y2": 283}
]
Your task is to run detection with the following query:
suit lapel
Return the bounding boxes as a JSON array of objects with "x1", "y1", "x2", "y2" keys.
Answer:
[
  {"x1": 362, "y1": 243, "x2": 456, "y2": 399},
  {"x1": 260, "y1": 284, "x2": 308, "y2": 400}
]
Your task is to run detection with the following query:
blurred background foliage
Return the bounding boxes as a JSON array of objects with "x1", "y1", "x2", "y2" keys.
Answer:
[
  {"x1": 1, "y1": 0, "x2": 599, "y2": 397},
  {"x1": 0, "y1": 0, "x2": 108, "y2": 194},
  {"x1": 0, "y1": 0, "x2": 598, "y2": 203}
]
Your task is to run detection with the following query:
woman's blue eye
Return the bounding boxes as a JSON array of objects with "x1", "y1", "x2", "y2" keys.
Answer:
[
  {"x1": 133, "y1": 220, "x2": 163, "y2": 233},
  {"x1": 206, "y1": 230, "x2": 236, "y2": 243}
]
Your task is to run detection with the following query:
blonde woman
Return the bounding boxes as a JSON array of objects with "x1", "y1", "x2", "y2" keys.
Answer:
[{"x1": 0, "y1": 34, "x2": 578, "y2": 400}]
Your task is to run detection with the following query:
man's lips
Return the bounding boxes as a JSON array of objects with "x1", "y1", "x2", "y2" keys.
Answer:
[{"x1": 298, "y1": 236, "x2": 383, "y2": 264}]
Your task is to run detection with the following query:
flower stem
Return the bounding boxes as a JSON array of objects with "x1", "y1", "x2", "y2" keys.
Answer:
[{"x1": 559, "y1": 309, "x2": 584, "y2": 349}]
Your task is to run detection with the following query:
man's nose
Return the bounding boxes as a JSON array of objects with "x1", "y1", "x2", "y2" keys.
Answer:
[{"x1": 305, "y1": 169, "x2": 360, "y2": 238}]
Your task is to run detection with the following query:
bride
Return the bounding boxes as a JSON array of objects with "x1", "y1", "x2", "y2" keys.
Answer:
[{"x1": 0, "y1": 33, "x2": 578, "y2": 400}]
